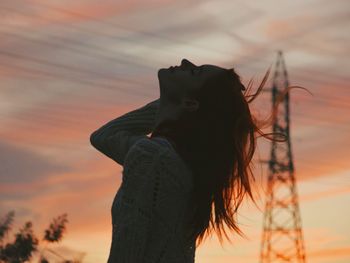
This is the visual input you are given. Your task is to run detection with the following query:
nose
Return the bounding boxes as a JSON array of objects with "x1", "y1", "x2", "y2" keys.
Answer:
[{"x1": 181, "y1": 58, "x2": 196, "y2": 68}]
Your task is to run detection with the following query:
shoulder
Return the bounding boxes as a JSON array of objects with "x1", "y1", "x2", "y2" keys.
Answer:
[
  {"x1": 146, "y1": 137, "x2": 194, "y2": 192},
  {"x1": 125, "y1": 136, "x2": 176, "y2": 160},
  {"x1": 122, "y1": 137, "x2": 168, "y2": 171},
  {"x1": 125, "y1": 137, "x2": 166, "y2": 158},
  {"x1": 124, "y1": 137, "x2": 193, "y2": 191}
]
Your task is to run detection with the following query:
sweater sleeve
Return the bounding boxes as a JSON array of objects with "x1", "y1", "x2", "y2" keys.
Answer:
[{"x1": 89, "y1": 98, "x2": 160, "y2": 165}]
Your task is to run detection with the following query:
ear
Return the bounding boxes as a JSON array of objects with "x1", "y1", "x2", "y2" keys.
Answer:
[{"x1": 182, "y1": 98, "x2": 199, "y2": 112}]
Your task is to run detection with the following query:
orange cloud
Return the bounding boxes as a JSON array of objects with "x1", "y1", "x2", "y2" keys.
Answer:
[
  {"x1": 0, "y1": 97, "x2": 133, "y2": 146},
  {"x1": 308, "y1": 246, "x2": 350, "y2": 260},
  {"x1": 299, "y1": 185, "x2": 350, "y2": 202}
]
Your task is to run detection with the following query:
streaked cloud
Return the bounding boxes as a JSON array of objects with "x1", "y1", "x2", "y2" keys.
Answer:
[{"x1": 0, "y1": 140, "x2": 71, "y2": 184}]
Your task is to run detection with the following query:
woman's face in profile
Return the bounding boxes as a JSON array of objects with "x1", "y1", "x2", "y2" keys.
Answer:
[
  {"x1": 158, "y1": 58, "x2": 226, "y2": 99},
  {"x1": 155, "y1": 58, "x2": 227, "y2": 127}
]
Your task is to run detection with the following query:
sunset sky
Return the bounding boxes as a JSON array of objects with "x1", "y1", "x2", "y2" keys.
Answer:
[{"x1": 0, "y1": 0, "x2": 349, "y2": 262}]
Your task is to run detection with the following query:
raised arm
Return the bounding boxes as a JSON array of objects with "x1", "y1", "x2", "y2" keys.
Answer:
[{"x1": 89, "y1": 98, "x2": 160, "y2": 165}]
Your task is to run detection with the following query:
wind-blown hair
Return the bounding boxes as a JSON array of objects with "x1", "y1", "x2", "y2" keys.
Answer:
[{"x1": 150, "y1": 66, "x2": 309, "y2": 248}]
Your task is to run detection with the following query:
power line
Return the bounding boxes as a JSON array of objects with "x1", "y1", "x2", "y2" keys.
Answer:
[
  {"x1": 1, "y1": 54, "x2": 348, "y2": 133},
  {"x1": 1, "y1": 1, "x2": 348, "y2": 128},
  {"x1": 2, "y1": 47, "x2": 349, "y2": 113},
  {"x1": 0, "y1": 50, "x2": 148, "y2": 88},
  {"x1": 0, "y1": 61, "x2": 153, "y2": 98},
  {"x1": 12, "y1": 0, "x2": 246, "y2": 58},
  {"x1": 4, "y1": 0, "x2": 349, "y2": 81},
  {"x1": 1, "y1": 3, "x2": 348, "y2": 97},
  {"x1": 2, "y1": 3, "x2": 249, "y2": 69},
  {"x1": 240, "y1": 60, "x2": 350, "y2": 106},
  {"x1": 0, "y1": 30, "x2": 157, "y2": 72}
]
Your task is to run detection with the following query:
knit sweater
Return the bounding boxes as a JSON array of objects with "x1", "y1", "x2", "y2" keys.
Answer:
[{"x1": 90, "y1": 99, "x2": 196, "y2": 263}]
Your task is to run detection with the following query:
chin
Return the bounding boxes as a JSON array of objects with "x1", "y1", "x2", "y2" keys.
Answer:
[{"x1": 158, "y1": 68, "x2": 167, "y2": 77}]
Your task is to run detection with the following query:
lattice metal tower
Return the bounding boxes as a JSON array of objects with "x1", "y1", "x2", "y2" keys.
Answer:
[{"x1": 259, "y1": 51, "x2": 307, "y2": 263}]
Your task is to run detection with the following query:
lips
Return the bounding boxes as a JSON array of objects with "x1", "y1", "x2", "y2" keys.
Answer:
[{"x1": 168, "y1": 65, "x2": 179, "y2": 72}]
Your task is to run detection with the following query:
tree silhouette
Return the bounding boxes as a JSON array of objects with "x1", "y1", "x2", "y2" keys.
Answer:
[
  {"x1": 43, "y1": 214, "x2": 68, "y2": 243},
  {"x1": 0, "y1": 211, "x2": 15, "y2": 243},
  {"x1": 0, "y1": 216, "x2": 38, "y2": 263},
  {"x1": 0, "y1": 211, "x2": 85, "y2": 263}
]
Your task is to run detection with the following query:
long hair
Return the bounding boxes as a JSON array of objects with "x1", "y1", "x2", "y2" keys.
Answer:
[{"x1": 150, "y1": 66, "x2": 310, "y2": 248}]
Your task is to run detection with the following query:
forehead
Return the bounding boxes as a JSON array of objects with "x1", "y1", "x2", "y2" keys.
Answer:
[{"x1": 199, "y1": 64, "x2": 227, "y2": 77}]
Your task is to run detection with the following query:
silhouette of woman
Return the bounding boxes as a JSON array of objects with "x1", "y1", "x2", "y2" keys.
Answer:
[{"x1": 90, "y1": 58, "x2": 305, "y2": 263}]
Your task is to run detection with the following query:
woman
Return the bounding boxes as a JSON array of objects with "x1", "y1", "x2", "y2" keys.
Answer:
[{"x1": 90, "y1": 58, "x2": 305, "y2": 263}]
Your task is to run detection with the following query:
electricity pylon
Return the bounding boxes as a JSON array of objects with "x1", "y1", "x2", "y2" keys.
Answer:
[{"x1": 259, "y1": 51, "x2": 307, "y2": 263}]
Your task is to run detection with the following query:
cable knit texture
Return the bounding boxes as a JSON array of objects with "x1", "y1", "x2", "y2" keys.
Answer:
[{"x1": 90, "y1": 99, "x2": 196, "y2": 263}]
